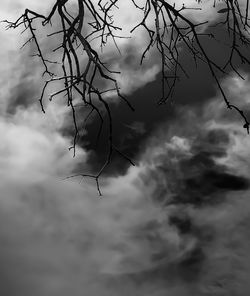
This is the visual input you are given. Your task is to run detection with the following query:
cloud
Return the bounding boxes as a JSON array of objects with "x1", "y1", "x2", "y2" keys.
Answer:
[
  {"x1": 3, "y1": 74, "x2": 250, "y2": 295},
  {"x1": 3, "y1": 75, "x2": 250, "y2": 296},
  {"x1": 0, "y1": 82, "x2": 194, "y2": 295},
  {"x1": 1, "y1": 3, "x2": 250, "y2": 296},
  {"x1": 0, "y1": 115, "x2": 190, "y2": 295},
  {"x1": 0, "y1": 104, "x2": 86, "y2": 182},
  {"x1": 0, "y1": 0, "x2": 225, "y2": 105},
  {"x1": 117, "y1": 74, "x2": 250, "y2": 292}
]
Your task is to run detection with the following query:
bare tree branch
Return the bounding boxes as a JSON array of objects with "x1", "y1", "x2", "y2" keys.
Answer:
[{"x1": 3, "y1": 0, "x2": 250, "y2": 193}]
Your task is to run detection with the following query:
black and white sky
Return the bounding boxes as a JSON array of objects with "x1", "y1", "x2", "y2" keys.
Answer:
[{"x1": 1, "y1": 1, "x2": 250, "y2": 295}]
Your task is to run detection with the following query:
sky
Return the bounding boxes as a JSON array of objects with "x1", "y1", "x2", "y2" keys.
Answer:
[{"x1": 1, "y1": 1, "x2": 250, "y2": 295}]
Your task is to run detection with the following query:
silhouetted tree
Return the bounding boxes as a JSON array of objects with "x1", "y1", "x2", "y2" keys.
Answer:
[{"x1": 3, "y1": 0, "x2": 250, "y2": 193}]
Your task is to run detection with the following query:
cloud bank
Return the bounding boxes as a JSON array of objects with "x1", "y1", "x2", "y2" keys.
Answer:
[{"x1": 1, "y1": 69, "x2": 250, "y2": 296}]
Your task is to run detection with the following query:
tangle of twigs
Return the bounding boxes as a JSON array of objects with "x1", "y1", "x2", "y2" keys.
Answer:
[{"x1": 3, "y1": 0, "x2": 250, "y2": 194}]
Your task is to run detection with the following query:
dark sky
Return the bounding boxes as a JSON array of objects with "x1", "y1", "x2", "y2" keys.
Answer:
[{"x1": 71, "y1": 24, "x2": 248, "y2": 177}]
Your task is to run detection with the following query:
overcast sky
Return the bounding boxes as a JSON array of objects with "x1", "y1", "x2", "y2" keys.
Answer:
[{"x1": 1, "y1": 1, "x2": 250, "y2": 296}]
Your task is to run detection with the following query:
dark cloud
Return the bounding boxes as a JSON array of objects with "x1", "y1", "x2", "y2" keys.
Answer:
[
  {"x1": 144, "y1": 128, "x2": 249, "y2": 207},
  {"x1": 124, "y1": 120, "x2": 250, "y2": 288},
  {"x1": 6, "y1": 50, "x2": 45, "y2": 114},
  {"x1": 77, "y1": 23, "x2": 250, "y2": 177},
  {"x1": 7, "y1": 76, "x2": 37, "y2": 114},
  {"x1": 7, "y1": 16, "x2": 249, "y2": 179}
]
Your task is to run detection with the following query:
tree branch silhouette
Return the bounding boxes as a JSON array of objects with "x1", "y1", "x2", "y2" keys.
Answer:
[{"x1": 3, "y1": 0, "x2": 250, "y2": 193}]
